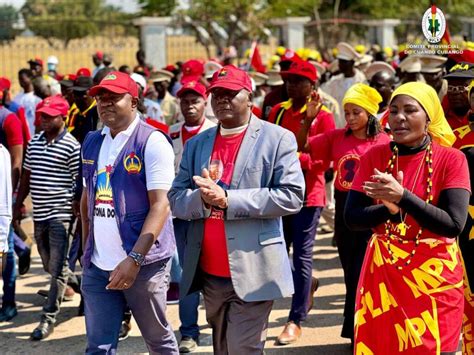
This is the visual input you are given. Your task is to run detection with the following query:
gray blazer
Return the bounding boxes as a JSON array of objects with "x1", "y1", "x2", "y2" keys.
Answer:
[{"x1": 168, "y1": 115, "x2": 305, "y2": 302}]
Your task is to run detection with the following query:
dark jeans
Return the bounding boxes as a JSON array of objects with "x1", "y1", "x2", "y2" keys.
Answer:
[
  {"x1": 334, "y1": 190, "x2": 370, "y2": 340},
  {"x1": 34, "y1": 219, "x2": 71, "y2": 324},
  {"x1": 174, "y1": 218, "x2": 200, "y2": 340},
  {"x1": 82, "y1": 259, "x2": 178, "y2": 355},
  {"x1": 2, "y1": 226, "x2": 16, "y2": 307},
  {"x1": 283, "y1": 206, "x2": 323, "y2": 323}
]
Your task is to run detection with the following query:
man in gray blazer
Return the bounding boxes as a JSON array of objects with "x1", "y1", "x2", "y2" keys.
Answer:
[{"x1": 168, "y1": 65, "x2": 305, "y2": 354}]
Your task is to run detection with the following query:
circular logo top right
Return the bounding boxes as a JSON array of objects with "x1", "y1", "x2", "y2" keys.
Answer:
[{"x1": 422, "y1": 5, "x2": 447, "y2": 44}]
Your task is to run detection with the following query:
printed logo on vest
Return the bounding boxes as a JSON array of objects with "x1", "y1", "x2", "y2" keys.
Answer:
[{"x1": 123, "y1": 152, "x2": 142, "y2": 174}]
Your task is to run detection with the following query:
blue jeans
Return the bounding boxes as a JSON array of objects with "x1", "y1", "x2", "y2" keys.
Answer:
[
  {"x1": 2, "y1": 226, "x2": 16, "y2": 307},
  {"x1": 34, "y1": 219, "x2": 71, "y2": 324},
  {"x1": 174, "y1": 218, "x2": 200, "y2": 340},
  {"x1": 283, "y1": 206, "x2": 323, "y2": 323},
  {"x1": 169, "y1": 250, "x2": 181, "y2": 283},
  {"x1": 13, "y1": 233, "x2": 29, "y2": 257},
  {"x1": 82, "y1": 259, "x2": 178, "y2": 354}
]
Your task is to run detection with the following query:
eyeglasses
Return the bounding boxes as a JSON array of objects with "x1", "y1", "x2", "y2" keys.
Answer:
[{"x1": 447, "y1": 85, "x2": 470, "y2": 93}]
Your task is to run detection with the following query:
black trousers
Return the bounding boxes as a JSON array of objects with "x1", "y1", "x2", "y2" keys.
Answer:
[{"x1": 334, "y1": 190, "x2": 371, "y2": 340}]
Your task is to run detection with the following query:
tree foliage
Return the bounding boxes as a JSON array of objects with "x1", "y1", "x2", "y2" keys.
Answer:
[
  {"x1": 21, "y1": 0, "x2": 133, "y2": 46},
  {"x1": 138, "y1": 0, "x2": 177, "y2": 16},
  {"x1": 0, "y1": 5, "x2": 20, "y2": 42}
]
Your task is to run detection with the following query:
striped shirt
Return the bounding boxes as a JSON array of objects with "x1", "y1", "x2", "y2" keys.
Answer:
[{"x1": 24, "y1": 129, "x2": 80, "y2": 221}]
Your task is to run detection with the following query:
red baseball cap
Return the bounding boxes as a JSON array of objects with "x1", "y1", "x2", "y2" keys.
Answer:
[
  {"x1": 94, "y1": 51, "x2": 104, "y2": 60},
  {"x1": 181, "y1": 59, "x2": 204, "y2": 83},
  {"x1": 280, "y1": 49, "x2": 301, "y2": 63},
  {"x1": 0, "y1": 77, "x2": 11, "y2": 91},
  {"x1": 76, "y1": 67, "x2": 92, "y2": 77},
  {"x1": 88, "y1": 71, "x2": 139, "y2": 98},
  {"x1": 281, "y1": 59, "x2": 317, "y2": 83},
  {"x1": 176, "y1": 81, "x2": 207, "y2": 99},
  {"x1": 207, "y1": 65, "x2": 252, "y2": 93},
  {"x1": 28, "y1": 57, "x2": 44, "y2": 67},
  {"x1": 37, "y1": 95, "x2": 70, "y2": 117}
]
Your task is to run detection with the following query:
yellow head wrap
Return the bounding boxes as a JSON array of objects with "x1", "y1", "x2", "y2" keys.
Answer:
[
  {"x1": 342, "y1": 83, "x2": 382, "y2": 117},
  {"x1": 468, "y1": 79, "x2": 474, "y2": 99},
  {"x1": 390, "y1": 82, "x2": 455, "y2": 147}
]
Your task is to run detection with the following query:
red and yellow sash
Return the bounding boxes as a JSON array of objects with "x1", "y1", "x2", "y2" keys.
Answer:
[{"x1": 355, "y1": 234, "x2": 464, "y2": 354}]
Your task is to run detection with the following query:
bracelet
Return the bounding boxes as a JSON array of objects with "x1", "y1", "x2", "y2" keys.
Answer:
[{"x1": 128, "y1": 251, "x2": 145, "y2": 266}]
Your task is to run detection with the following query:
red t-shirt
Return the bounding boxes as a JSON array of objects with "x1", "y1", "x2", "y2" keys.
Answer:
[
  {"x1": 453, "y1": 124, "x2": 474, "y2": 150},
  {"x1": 181, "y1": 122, "x2": 203, "y2": 146},
  {"x1": 14, "y1": 106, "x2": 31, "y2": 148},
  {"x1": 200, "y1": 129, "x2": 247, "y2": 277},
  {"x1": 351, "y1": 142, "x2": 471, "y2": 240},
  {"x1": 309, "y1": 129, "x2": 391, "y2": 191},
  {"x1": 268, "y1": 103, "x2": 335, "y2": 206},
  {"x1": 0, "y1": 108, "x2": 24, "y2": 148},
  {"x1": 442, "y1": 95, "x2": 469, "y2": 130}
]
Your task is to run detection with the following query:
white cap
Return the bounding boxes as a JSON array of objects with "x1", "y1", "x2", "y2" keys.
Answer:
[
  {"x1": 357, "y1": 54, "x2": 373, "y2": 66},
  {"x1": 416, "y1": 55, "x2": 447, "y2": 73},
  {"x1": 336, "y1": 42, "x2": 361, "y2": 61},
  {"x1": 204, "y1": 61, "x2": 223, "y2": 79},
  {"x1": 365, "y1": 61, "x2": 396, "y2": 80},
  {"x1": 399, "y1": 56, "x2": 422, "y2": 73},
  {"x1": 309, "y1": 60, "x2": 326, "y2": 78},
  {"x1": 47, "y1": 55, "x2": 59, "y2": 65},
  {"x1": 250, "y1": 72, "x2": 268, "y2": 86},
  {"x1": 150, "y1": 70, "x2": 174, "y2": 83},
  {"x1": 266, "y1": 70, "x2": 284, "y2": 86},
  {"x1": 131, "y1": 73, "x2": 147, "y2": 91}
]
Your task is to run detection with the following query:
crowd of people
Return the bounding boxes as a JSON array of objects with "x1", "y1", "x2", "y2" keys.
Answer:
[{"x1": 0, "y1": 40, "x2": 474, "y2": 354}]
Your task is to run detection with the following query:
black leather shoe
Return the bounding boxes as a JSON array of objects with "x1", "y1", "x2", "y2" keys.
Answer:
[
  {"x1": 18, "y1": 248, "x2": 31, "y2": 275},
  {"x1": 30, "y1": 322, "x2": 54, "y2": 341}
]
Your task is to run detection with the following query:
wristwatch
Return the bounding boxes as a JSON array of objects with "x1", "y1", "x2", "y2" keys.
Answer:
[{"x1": 128, "y1": 251, "x2": 145, "y2": 266}]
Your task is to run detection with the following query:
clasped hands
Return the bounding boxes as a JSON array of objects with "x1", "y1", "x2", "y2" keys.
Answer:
[
  {"x1": 193, "y1": 168, "x2": 228, "y2": 209},
  {"x1": 363, "y1": 169, "x2": 405, "y2": 214}
]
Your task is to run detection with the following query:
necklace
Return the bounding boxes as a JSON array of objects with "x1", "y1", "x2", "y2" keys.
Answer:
[{"x1": 383, "y1": 142, "x2": 434, "y2": 269}]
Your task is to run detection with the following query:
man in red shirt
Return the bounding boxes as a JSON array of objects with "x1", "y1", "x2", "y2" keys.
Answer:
[
  {"x1": 0, "y1": 94, "x2": 24, "y2": 322},
  {"x1": 169, "y1": 65, "x2": 304, "y2": 354},
  {"x1": 442, "y1": 62, "x2": 474, "y2": 130},
  {"x1": 268, "y1": 59, "x2": 336, "y2": 344}
]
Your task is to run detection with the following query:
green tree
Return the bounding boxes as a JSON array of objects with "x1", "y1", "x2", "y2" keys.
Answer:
[
  {"x1": 21, "y1": 0, "x2": 132, "y2": 47},
  {"x1": 138, "y1": 0, "x2": 177, "y2": 16},
  {"x1": 0, "y1": 5, "x2": 20, "y2": 42}
]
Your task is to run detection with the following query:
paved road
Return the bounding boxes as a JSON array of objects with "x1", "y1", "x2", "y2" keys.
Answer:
[{"x1": 0, "y1": 222, "x2": 352, "y2": 354}]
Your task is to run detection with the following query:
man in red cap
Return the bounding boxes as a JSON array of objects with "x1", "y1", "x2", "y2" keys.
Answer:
[
  {"x1": 80, "y1": 71, "x2": 178, "y2": 353},
  {"x1": 268, "y1": 59, "x2": 335, "y2": 345},
  {"x1": 181, "y1": 59, "x2": 205, "y2": 84},
  {"x1": 92, "y1": 51, "x2": 105, "y2": 78},
  {"x1": 169, "y1": 65, "x2": 304, "y2": 354},
  {"x1": 28, "y1": 57, "x2": 61, "y2": 95},
  {"x1": 13, "y1": 95, "x2": 81, "y2": 340},
  {"x1": 168, "y1": 81, "x2": 216, "y2": 352}
]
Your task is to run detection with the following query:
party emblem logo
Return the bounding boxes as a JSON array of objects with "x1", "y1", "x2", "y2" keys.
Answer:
[
  {"x1": 123, "y1": 152, "x2": 142, "y2": 174},
  {"x1": 104, "y1": 73, "x2": 117, "y2": 81},
  {"x1": 422, "y1": 5, "x2": 446, "y2": 44},
  {"x1": 218, "y1": 69, "x2": 227, "y2": 77}
]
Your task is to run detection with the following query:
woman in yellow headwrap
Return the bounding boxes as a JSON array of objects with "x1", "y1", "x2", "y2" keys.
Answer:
[
  {"x1": 345, "y1": 82, "x2": 470, "y2": 354},
  {"x1": 297, "y1": 83, "x2": 391, "y2": 343}
]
